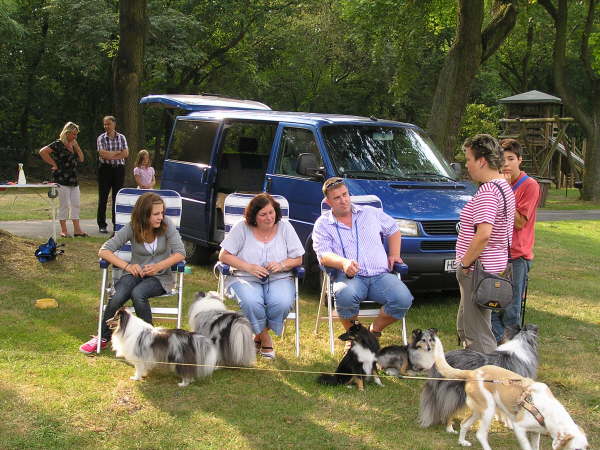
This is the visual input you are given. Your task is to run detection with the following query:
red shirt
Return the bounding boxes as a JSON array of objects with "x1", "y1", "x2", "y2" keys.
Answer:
[{"x1": 511, "y1": 172, "x2": 539, "y2": 260}]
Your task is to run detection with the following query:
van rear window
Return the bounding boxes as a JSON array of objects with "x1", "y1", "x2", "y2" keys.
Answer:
[{"x1": 168, "y1": 120, "x2": 219, "y2": 164}]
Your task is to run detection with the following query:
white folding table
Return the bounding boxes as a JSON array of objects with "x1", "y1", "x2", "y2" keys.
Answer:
[{"x1": 0, "y1": 183, "x2": 59, "y2": 241}]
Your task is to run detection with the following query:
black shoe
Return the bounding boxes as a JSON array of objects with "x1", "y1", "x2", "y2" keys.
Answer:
[{"x1": 99, "y1": 227, "x2": 108, "y2": 234}]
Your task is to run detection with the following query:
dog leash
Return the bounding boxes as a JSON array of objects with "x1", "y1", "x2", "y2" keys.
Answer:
[{"x1": 97, "y1": 356, "x2": 525, "y2": 384}]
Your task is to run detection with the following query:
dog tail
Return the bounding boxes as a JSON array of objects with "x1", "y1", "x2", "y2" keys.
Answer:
[
  {"x1": 317, "y1": 374, "x2": 341, "y2": 385},
  {"x1": 225, "y1": 317, "x2": 256, "y2": 367},
  {"x1": 191, "y1": 334, "x2": 218, "y2": 378},
  {"x1": 433, "y1": 337, "x2": 471, "y2": 380}
]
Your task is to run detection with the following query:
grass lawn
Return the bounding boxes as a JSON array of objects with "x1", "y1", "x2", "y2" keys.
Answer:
[
  {"x1": 0, "y1": 217, "x2": 598, "y2": 449},
  {"x1": 544, "y1": 187, "x2": 600, "y2": 210}
]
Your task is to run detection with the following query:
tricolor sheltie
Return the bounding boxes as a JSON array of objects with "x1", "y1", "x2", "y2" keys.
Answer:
[
  {"x1": 107, "y1": 308, "x2": 217, "y2": 387},
  {"x1": 317, "y1": 321, "x2": 382, "y2": 391},
  {"x1": 188, "y1": 291, "x2": 256, "y2": 367}
]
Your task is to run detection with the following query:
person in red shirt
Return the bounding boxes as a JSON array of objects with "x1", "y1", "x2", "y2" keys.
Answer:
[{"x1": 491, "y1": 139, "x2": 540, "y2": 343}]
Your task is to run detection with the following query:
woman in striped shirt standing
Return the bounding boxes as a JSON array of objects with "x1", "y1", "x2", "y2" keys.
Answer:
[{"x1": 455, "y1": 134, "x2": 515, "y2": 353}]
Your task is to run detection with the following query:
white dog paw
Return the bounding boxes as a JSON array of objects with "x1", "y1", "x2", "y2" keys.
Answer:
[
  {"x1": 130, "y1": 375, "x2": 142, "y2": 381},
  {"x1": 178, "y1": 380, "x2": 191, "y2": 387},
  {"x1": 446, "y1": 425, "x2": 458, "y2": 434},
  {"x1": 458, "y1": 440, "x2": 472, "y2": 447}
]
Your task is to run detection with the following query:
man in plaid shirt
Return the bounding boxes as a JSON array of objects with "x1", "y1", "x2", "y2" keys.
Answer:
[{"x1": 96, "y1": 115, "x2": 128, "y2": 233}]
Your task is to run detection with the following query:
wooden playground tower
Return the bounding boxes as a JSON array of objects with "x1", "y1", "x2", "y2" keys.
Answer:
[{"x1": 498, "y1": 90, "x2": 585, "y2": 188}]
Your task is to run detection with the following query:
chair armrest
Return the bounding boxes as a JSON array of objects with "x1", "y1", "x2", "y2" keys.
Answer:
[
  {"x1": 318, "y1": 264, "x2": 338, "y2": 277},
  {"x1": 171, "y1": 261, "x2": 186, "y2": 272},
  {"x1": 215, "y1": 261, "x2": 233, "y2": 276},
  {"x1": 293, "y1": 266, "x2": 305, "y2": 280},
  {"x1": 99, "y1": 258, "x2": 110, "y2": 269},
  {"x1": 392, "y1": 262, "x2": 408, "y2": 276}
]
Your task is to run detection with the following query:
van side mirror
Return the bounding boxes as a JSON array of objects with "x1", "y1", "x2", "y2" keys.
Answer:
[
  {"x1": 297, "y1": 153, "x2": 324, "y2": 180},
  {"x1": 450, "y1": 162, "x2": 462, "y2": 177}
]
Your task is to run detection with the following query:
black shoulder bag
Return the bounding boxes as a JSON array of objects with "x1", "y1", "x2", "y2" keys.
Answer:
[{"x1": 472, "y1": 182, "x2": 514, "y2": 311}]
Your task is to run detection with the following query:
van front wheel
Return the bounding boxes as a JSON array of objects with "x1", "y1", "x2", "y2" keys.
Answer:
[{"x1": 183, "y1": 240, "x2": 215, "y2": 265}]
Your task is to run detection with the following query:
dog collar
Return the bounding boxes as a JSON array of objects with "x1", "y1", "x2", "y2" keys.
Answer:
[{"x1": 518, "y1": 391, "x2": 545, "y2": 427}]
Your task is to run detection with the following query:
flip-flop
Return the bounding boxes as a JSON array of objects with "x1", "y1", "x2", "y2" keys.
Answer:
[{"x1": 74, "y1": 233, "x2": 89, "y2": 237}]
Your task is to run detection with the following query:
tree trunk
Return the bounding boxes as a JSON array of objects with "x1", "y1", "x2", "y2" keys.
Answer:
[
  {"x1": 539, "y1": 0, "x2": 600, "y2": 201},
  {"x1": 114, "y1": 0, "x2": 147, "y2": 185},
  {"x1": 426, "y1": 0, "x2": 517, "y2": 160}
]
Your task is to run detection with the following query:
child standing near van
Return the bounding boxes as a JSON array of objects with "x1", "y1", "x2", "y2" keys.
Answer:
[{"x1": 133, "y1": 149, "x2": 155, "y2": 189}]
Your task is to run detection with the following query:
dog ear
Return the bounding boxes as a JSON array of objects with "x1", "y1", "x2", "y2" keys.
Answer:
[
  {"x1": 428, "y1": 328, "x2": 438, "y2": 335},
  {"x1": 412, "y1": 329, "x2": 422, "y2": 338},
  {"x1": 195, "y1": 291, "x2": 206, "y2": 299},
  {"x1": 552, "y1": 432, "x2": 574, "y2": 450}
]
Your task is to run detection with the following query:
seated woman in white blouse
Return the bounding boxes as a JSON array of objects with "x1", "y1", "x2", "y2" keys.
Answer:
[{"x1": 219, "y1": 193, "x2": 304, "y2": 360}]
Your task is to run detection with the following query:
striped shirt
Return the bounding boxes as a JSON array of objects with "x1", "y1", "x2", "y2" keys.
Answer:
[
  {"x1": 312, "y1": 204, "x2": 399, "y2": 276},
  {"x1": 456, "y1": 179, "x2": 516, "y2": 273},
  {"x1": 97, "y1": 131, "x2": 128, "y2": 165}
]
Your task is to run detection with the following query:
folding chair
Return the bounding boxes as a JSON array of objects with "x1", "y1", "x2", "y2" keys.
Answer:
[
  {"x1": 215, "y1": 192, "x2": 304, "y2": 357},
  {"x1": 97, "y1": 188, "x2": 186, "y2": 353},
  {"x1": 313, "y1": 194, "x2": 408, "y2": 354}
]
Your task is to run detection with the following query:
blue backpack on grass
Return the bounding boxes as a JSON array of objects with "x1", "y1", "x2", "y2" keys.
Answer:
[{"x1": 35, "y1": 237, "x2": 64, "y2": 263}]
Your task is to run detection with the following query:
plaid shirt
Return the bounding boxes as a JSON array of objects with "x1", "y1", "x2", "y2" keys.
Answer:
[
  {"x1": 97, "y1": 131, "x2": 128, "y2": 165},
  {"x1": 312, "y1": 204, "x2": 400, "y2": 276}
]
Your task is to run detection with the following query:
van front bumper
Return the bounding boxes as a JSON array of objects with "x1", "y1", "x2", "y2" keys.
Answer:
[{"x1": 401, "y1": 252, "x2": 458, "y2": 291}]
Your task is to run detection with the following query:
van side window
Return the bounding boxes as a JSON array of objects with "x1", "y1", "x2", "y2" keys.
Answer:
[
  {"x1": 276, "y1": 128, "x2": 322, "y2": 177},
  {"x1": 216, "y1": 121, "x2": 277, "y2": 193},
  {"x1": 168, "y1": 120, "x2": 219, "y2": 164}
]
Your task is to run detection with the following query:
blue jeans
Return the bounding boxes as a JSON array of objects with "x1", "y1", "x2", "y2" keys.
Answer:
[
  {"x1": 227, "y1": 277, "x2": 295, "y2": 335},
  {"x1": 101, "y1": 274, "x2": 165, "y2": 340},
  {"x1": 332, "y1": 272, "x2": 413, "y2": 319},
  {"x1": 491, "y1": 257, "x2": 532, "y2": 342}
]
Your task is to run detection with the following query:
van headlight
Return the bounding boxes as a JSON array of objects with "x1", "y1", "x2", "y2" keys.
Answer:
[{"x1": 396, "y1": 219, "x2": 419, "y2": 236}]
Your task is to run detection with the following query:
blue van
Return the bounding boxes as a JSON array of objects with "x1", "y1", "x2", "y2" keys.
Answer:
[{"x1": 141, "y1": 94, "x2": 475, "y2": 290}]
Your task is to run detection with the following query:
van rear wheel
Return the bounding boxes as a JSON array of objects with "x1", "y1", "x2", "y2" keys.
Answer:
[{"x1": 183, "y1": 240, "x2": 215, "y2": 265}]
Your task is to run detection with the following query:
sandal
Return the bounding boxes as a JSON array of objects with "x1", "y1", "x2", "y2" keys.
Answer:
[
  {"x1": 74, "y1": 232, "x2": 89, "y2": 237},
  {"x1": 254, "y1": 338, "x2": 262, "y2": 353},
  {"x1": 259, "y1": 346, "x2": 276, "y2": 360}
]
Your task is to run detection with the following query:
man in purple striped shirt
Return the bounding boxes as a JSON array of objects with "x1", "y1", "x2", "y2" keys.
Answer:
[{"x1": 312, "y1": 178, "x2": 413, "y2": 336}]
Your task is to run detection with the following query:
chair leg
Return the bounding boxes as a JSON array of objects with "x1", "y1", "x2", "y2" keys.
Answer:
[
  {"x1": 401, "y1": 316, "x2": 407, "y2": 345},
  {"x1": 314, "y1": 275, "x2": 327, "y2": 334},
  {"x1": 97, "y1": 268, "x2": 108, "y2": 353},
  {"x1": 326, "y1": 277, "x2": 335, "y2": 355},
  {"x1": 177, "y1": 270, "x2": 184, "y2": 328},
  {"x1": 294, "y1": 276, "x2": 300, "y2": 357}
]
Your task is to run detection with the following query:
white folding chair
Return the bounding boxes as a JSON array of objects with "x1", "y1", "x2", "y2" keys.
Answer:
[
  {"x1": 313, "y1": 194, "x2": 408, "y2": 354},
  {"x1": 97, "y1": 188, "x2": 186, "y2": 353},
  {"x1": 215, "y1": 192, "x2": 304, "y2": 357}
]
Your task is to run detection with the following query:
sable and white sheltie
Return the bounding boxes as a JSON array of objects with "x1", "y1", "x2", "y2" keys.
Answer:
[
  {"x1": 107, "y1": 308, "x2": 218, "y2": 387},
  {"x1": 188, "y1": 291, "x2": 256, "y2": 367},
  {"x1": 419, "y1": 324, "x2": 539, "y2": 432},
  {"x1": 317, "y1": 321, "x2": 382, "y2": 391}
]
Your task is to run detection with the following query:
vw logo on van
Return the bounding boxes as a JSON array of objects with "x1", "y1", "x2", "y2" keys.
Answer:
[{"x1": 456, "y1": 222, "x2": 461, "y2": 233}]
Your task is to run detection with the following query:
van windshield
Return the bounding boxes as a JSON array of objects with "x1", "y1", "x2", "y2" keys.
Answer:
[{"x1": 321, "y1": 125, "x2": 456, "y2": 181}]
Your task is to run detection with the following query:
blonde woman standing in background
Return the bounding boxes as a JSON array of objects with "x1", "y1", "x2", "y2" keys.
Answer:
[{"x1": 39, "y1": 122, "x2": 87, "y2": 238}]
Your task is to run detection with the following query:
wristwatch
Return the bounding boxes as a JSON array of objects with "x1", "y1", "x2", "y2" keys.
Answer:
[{"x1": 459, "y1": 261, "x2": 473, "y2": 269}]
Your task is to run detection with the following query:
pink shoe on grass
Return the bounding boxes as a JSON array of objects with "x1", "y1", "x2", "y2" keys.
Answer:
[{"x1": 79, "y1": 336, "x2": 107, "y2": 354}]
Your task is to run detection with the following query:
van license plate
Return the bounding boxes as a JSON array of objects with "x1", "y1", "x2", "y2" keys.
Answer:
[{"x1": 444, "y1": 259, "x2": 457, "y2": 272}]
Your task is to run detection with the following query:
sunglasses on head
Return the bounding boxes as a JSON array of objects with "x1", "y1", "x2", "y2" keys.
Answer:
[{"x1": 324, "y1": 178, "x2": 345, "y2": 191}]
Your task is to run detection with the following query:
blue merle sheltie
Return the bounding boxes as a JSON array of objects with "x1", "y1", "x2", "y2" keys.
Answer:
[
  {"x1": 107, "y1": 307, "x2": 217, "y2": 387},
  {"x1": 188, "y1": 291, "x2": 256, "y2": 367}
]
